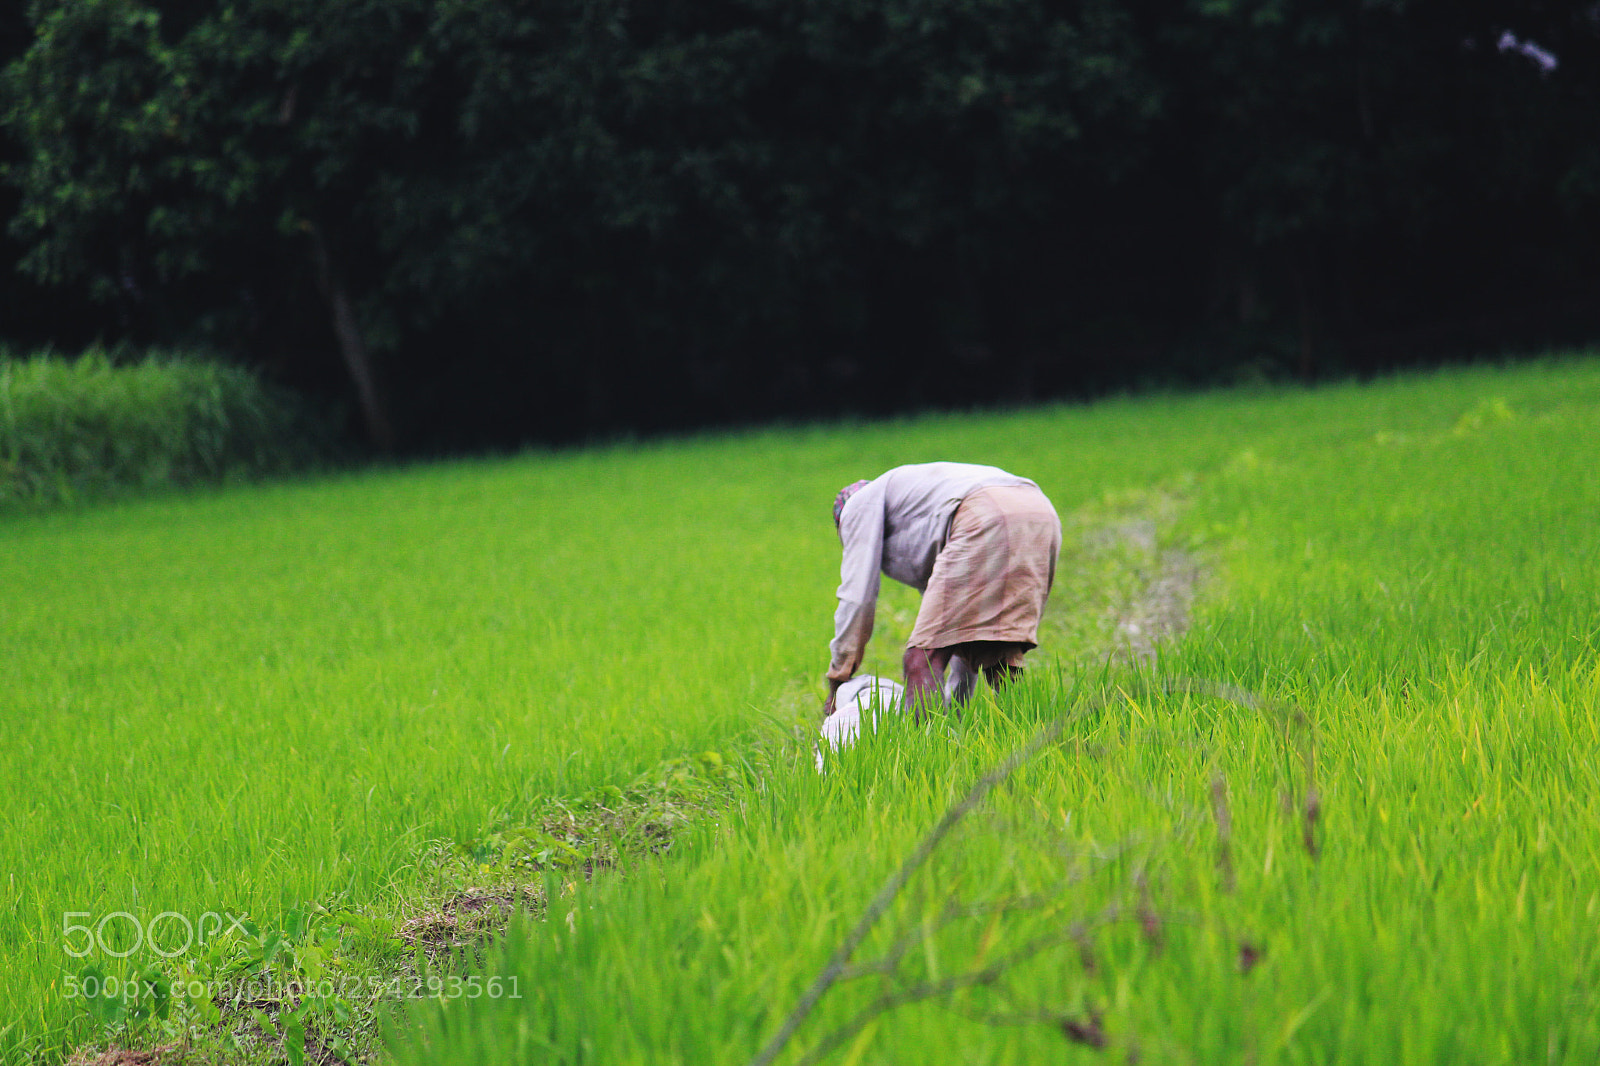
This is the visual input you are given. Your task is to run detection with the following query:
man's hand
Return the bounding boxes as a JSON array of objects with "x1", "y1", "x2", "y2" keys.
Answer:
[{"x1": 822, "y1": 677, "x2": 844, "y2": 717}]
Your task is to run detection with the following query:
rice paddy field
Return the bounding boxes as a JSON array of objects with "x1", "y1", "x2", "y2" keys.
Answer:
[{"x1": 3, "y1": 356, "x2": 1598, "y2": 1064}]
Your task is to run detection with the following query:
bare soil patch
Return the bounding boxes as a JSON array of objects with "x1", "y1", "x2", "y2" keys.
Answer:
[{"x1": 1111, "y1": 546, "x2": 1202, "y2": 664}]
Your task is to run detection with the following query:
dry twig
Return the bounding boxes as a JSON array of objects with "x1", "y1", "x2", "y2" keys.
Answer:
[{"x1": 747, "y1": 675, "x2": 1306, "y2": 1066}]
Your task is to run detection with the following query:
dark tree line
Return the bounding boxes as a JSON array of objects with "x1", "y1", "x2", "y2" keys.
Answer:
[{"x1": 3, "y1": 0, "x2": 1598, "y2": 450}]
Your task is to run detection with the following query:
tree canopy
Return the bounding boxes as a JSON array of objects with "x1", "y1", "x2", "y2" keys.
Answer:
[{"x1": 3, "y1": 0, "x2": 1597, "y2": 448}]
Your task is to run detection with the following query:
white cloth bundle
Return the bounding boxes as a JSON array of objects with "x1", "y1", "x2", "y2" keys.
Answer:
[{"x1": 815, "y1": 675, "x2": 905, "y2": 771}]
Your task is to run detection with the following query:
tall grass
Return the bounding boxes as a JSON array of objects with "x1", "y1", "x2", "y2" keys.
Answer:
[
  {"x1": 1, "y1": 353, "x2": 1596, "y2": 1063},
  {"x1": 0, "y1": 348, "x2": 326, "y2": 507}
]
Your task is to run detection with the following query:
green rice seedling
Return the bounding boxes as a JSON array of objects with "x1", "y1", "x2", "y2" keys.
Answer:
[
  {"x1": 389, "y1": 355, "x2": 1600, "y2": 1065},
  {"x1": 3, "y1": 353, "x2": 1598, "y2": 1063}
]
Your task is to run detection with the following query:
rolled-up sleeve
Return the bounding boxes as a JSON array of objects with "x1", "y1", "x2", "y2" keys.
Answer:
[{"x1": 827, "y1": 483, "x2": 885, "y2": 682}]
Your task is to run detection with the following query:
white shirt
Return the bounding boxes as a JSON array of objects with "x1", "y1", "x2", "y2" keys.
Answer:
[{"x1": 828, "y1": 462, "x2": 1036, "y2": 681}]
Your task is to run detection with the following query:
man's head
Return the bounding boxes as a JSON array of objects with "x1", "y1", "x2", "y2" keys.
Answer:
[{"x1": 833, "y1": 480, "x2": 871, "y2": 530}]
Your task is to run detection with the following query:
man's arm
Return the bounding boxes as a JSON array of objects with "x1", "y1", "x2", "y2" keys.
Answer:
[{"x1": 824, "y1": 479, "x2": 886, "y2": 704}]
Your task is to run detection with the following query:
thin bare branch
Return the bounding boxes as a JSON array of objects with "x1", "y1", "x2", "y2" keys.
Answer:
[
  {"x1": 789, "y1": 923, "x2": 1102, "y2": 1066},
  {"x1": 1211, "y1": 773, "x2": 1235, "y2": 893},
  {"x1": 746, "y1": 700, "x2": 1102, "y2": 1066},
  {"x1": 748, "y1": 675, "x2": 1296, "y2": 1066},
  {"x1": 834, "y1": 892, "x2": 1067, "y2": 983}
]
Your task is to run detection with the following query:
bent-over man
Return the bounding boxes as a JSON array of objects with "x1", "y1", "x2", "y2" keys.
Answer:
[{"x1": 824, "y1": 462, "x2": 1062, "y2": 715}]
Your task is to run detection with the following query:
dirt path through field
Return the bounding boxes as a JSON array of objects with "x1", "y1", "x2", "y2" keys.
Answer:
[
  {"x1": 1111, "y1": 540, "x2": 1201, "y2": 664},
  {"x1": 1043, "y1": 484, "x2": 1205, "y2": 669}
]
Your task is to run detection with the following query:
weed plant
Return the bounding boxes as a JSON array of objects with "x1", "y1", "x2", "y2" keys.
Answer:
[
  {"x1": 0, "y1": 348, "x2": 326, "y2": 508},
  {"x1": 1, "y1": 354, "x2": 1597, "y2": 1063}
]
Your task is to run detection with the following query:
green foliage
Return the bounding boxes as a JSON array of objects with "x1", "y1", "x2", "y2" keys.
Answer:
[
  {"x1": 2, "y1": 0, "x2": 1597, "y2": 439},
  {"x1": 1, "y1": 0, "x2": 1153, "y2": 304},
  {"x1": 0, "y1": 0, "x2": 1150, "y2": 437},
  {"x1": 3, "y1": 0, "x2": 1594, "y2": 436},
  {"x1": 0, "y1": 347, "x2": 326, "y2": 506}
]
